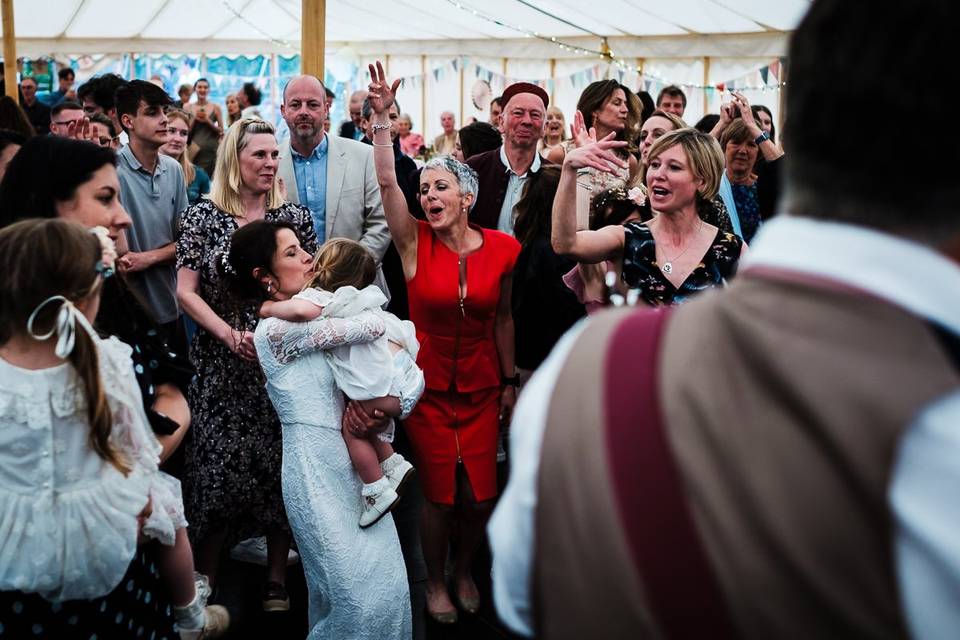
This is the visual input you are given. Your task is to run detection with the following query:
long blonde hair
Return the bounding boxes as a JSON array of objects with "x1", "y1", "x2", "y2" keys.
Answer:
[
  {"x1": 209, "y1": 118, "x2": 285, "y2": 217},
  {"x1": 0, "y1": 219, "x2": 129, "y2": 475},
  {"x1": 165, "y1": 108, "x2": 196, "y2": 185}
]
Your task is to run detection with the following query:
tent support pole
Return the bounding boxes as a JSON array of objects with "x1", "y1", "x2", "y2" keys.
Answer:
[
  {"x1": 777, "y1": 56, "x2": 787, "y2": 140},
  {"x1": 459, "y1": 57, "x2": 464, "y2": 131},
  {"x1": 501, "y1": 57, "x2": 507, "y2": 78},
  {"x1": 702, "y1": 56, "x2": 710, "y2": 115},
  {"x1": 636, "y1": 57, "x2": 644, "y2": 93},
  {"x1": 420, "y1": 54, "x2": 426, "y2": 144},
  {"x1": 549, "y1": 58, "x2": 556, "y2": 105},
  {"x1": 301, "y1": 0, "x2": 325, "y2": 77},
  {"x1": 2, "y1": 0, "x2": 16, "y2": 101}
]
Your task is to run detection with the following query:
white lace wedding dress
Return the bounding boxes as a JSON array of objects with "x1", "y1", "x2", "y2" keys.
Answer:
[{"x1": 255, "y1": 313, "x2": 412, "y2": 640}]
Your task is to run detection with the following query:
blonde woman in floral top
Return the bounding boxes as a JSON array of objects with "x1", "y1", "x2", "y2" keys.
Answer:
[{"x1": 553, "y1": 128, "x2": 744, "y2": 307}]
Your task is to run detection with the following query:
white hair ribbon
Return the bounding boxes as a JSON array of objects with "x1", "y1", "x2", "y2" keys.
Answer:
[{"x1": 26, "y1": 295, "x2": 98, "y2": 359}]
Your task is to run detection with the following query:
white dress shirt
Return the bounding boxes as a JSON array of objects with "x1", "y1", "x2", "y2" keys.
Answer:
[{"x1": 488, "y1": 214, "x2": 960, "y2": 637}]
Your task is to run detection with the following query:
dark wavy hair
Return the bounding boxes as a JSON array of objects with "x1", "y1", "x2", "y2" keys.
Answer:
[
  {"x1": 218, "y1": 219, "x2": 300, "y2": 302},
  {"x1": 513, "y1": 165, "x2": 561, "y2": 248},
  {"x1": 0, "y1": 96, "x2": 34, "y2": 139},
  {"x1": 0, "y1": 136, "x2": 116, "y2": 227}
]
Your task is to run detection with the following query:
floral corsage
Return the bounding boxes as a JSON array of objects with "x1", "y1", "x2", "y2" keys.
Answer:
[{"x1": 89, "y1": 226, "x2": 117, "y2": 279}]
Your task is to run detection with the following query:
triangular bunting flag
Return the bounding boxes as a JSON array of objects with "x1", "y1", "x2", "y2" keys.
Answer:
[{"x1": 759, "y1": 66, "x2": 769, "y2": 85}]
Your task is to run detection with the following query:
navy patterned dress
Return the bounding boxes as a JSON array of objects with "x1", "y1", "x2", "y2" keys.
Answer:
[
  {"x1": 621, "y1": 222, "x2": 742, "y2": 306},
  {"x1": 731, "y1": 182, "x2": 762, "y2": 243},
  {"x1": 176, "y1": 200, "x2": 317, "y2": 545}
]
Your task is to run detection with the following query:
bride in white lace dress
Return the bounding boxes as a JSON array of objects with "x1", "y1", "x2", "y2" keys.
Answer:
[{"x1": 223, "y1": 220, "x2": 411, "y2": 639}]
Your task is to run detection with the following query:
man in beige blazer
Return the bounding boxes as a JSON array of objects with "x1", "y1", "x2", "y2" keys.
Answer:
[{"x1": 278, "y1": 75, "x2": 391, "y2": 296}]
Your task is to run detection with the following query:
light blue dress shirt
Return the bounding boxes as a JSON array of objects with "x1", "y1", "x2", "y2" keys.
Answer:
[
  {"x1": 496, "y1": 145, "x2": 541, "y2": 236},
  {"x1": 292, "y1": 136, "x2": 329, "y2": 243}
]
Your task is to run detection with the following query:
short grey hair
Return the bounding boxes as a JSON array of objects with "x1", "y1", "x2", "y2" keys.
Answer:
[{"x1": 423, "y1": 156, "x2": 479, "y2": 211}]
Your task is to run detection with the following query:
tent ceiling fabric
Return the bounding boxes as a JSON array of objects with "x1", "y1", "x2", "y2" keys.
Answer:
[{"x1": 4, "y1": 0, "x2": 809, "y2": 56}]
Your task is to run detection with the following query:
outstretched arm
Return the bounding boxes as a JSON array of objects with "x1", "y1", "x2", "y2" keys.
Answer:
[
  {"x1": 551, "y1": 135, "x2": 629, "y2": 263},
  {"x1": 260, "y1": 298, "x2": 323, "y2": 321},
  {"x1": 261, "y1": 312, "x2": 386, "y2": 365},
  {"x1": 368, "y1": 61, "x2": 419, "y2": 264}
]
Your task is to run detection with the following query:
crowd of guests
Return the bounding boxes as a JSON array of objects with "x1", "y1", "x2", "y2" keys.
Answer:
[{"x1": 3, "y1": 1, "x2": 959, "y2": 638}]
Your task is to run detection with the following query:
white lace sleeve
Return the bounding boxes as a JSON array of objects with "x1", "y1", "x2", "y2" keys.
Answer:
[
  {"x1": 101, "y1": 338, "x2": 185, "y2": 546},
  {"x1": 98, "y1": 337, "x2": 162, "y2": 472},
  {"x1": 263, "y1": 312, "x2": 387, "y2": 365}
]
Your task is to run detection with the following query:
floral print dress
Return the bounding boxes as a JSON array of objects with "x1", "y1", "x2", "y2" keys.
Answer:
[
  {"x1": 175, "y1": 200, "x2": 317, "y2": 544},
  {"x1": 621, "y1": 221, "x2": 742, "y2": 306}
]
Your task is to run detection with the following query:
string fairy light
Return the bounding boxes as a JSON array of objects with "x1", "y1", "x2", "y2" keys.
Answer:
[
  {"x1": 219, "y1": 0, "x2": 298, "y2": 52},
  {"x1": 443, "y1": 0, "x2": 786, "y2": 92}
]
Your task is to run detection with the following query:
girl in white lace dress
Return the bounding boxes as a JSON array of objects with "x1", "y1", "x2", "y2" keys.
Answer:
[
  {"x1": 0, "y1": 220, "x2": 226, "y2": 639},
  {"x1": 260, "y1": 238, "x2": 425, "y2": 528}
]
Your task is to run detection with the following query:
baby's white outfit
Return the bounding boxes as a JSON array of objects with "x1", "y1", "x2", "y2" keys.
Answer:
[
  {"x1": 294, "y1": 286, "x2": 425, "y2": 441},
  {"x1": 0, "y1": 335, "x2": 186, "y2": 601}
]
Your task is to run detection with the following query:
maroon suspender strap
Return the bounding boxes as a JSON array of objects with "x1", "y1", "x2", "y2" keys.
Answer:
[{"x1": 604, "y1": 309, "x2": 738, "y2": 639}]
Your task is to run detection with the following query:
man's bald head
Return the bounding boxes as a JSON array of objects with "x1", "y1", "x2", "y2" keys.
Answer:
[
  {"x1": 282, "y1": 75, "x2": 329, "y2": 153},
  {"x1": 283, "y1": 75, "x2": 326, "y2": 105}
]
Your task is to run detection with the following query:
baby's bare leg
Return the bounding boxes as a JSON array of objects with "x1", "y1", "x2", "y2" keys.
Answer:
[
  {"x1": 359, "y1": 396, "x2": 402, "y2": 418},
  {"x1": 159, "y1": 527, "x2": 197, "y2": 606},
  {"x1": 343, "y1": 421, "x2": 385, "y2": 483},
  {"x1": 358, "y1": 397, "x2": 401, "y2": 462}
]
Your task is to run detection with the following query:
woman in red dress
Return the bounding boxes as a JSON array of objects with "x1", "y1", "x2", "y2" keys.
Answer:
[{"x1": 367, "y1": 62, "x2": 519, "y2": 624}]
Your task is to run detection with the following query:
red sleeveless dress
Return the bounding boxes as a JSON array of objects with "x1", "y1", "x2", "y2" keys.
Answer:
[{"x1": 403, "y1": 220, "x2": 520, "y2": 504}]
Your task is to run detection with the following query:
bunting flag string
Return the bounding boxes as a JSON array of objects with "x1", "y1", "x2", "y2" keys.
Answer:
[{"x1": 375, "y1": 56, "x2": 784, "y2": 94}]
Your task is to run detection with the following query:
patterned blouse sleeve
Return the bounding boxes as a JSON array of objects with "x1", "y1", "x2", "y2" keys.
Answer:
[
  {"x1": 291, "y1": 204, "x2": 319, "y2": 255},
  {"x1": 176, "y1": 203, "x2": 207, "y2": 271},
  {"x1": 716, "y1": 232, "x2": 744, "y2": 280},
  {"x1": 261, "y1": 312, "x2": 386, "y2": 365}
]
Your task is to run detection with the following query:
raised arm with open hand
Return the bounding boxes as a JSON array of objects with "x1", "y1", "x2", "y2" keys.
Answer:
[
  {"x1": 551, "y1": 133, "x2": 630, "y2": 262},
  {"x1": 732, "y1": 91, "x2": 784, "y2": 161},
  {"x1": 367, "y1": 60, "x2": 419, "y2": 266}
]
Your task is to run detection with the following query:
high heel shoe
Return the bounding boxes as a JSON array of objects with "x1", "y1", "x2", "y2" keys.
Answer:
[
  {"x1": 426, "y1": 606, "x2": 458, "y2": 625},
  {"x1": 426, "y1": 585, "x2": 459, "y2": 624},
  {"x1": 454, "y1": 592, "x2": 480, "y2": 615}
]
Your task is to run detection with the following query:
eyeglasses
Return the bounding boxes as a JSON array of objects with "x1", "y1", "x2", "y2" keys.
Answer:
[{"x1": 53, "y1": 119, "x2": 83, "y2": 127}]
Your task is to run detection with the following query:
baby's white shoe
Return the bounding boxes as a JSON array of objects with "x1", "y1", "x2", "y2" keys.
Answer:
[
  {"x1": 175, "y1": 573, "x2": 230, "y2": 639},
  {"x1": 360, "y1": 476, "x2": 400, "y2": 528},
  {"x1": 380, "y1": 453, "x2": 415, "y2": 495}
]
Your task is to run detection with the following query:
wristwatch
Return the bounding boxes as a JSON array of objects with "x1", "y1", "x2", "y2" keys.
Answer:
[
  {"x1": 754, "y1": 131, "x2": 771, "y2": 145},
  {"x1": 501, "y1": 373, "x2": 521, "y2": 387}
]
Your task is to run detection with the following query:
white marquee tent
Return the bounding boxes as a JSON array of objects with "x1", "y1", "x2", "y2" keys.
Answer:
[{"x1": 2, "y1": 0, "x2": 810, "y2": 137}]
